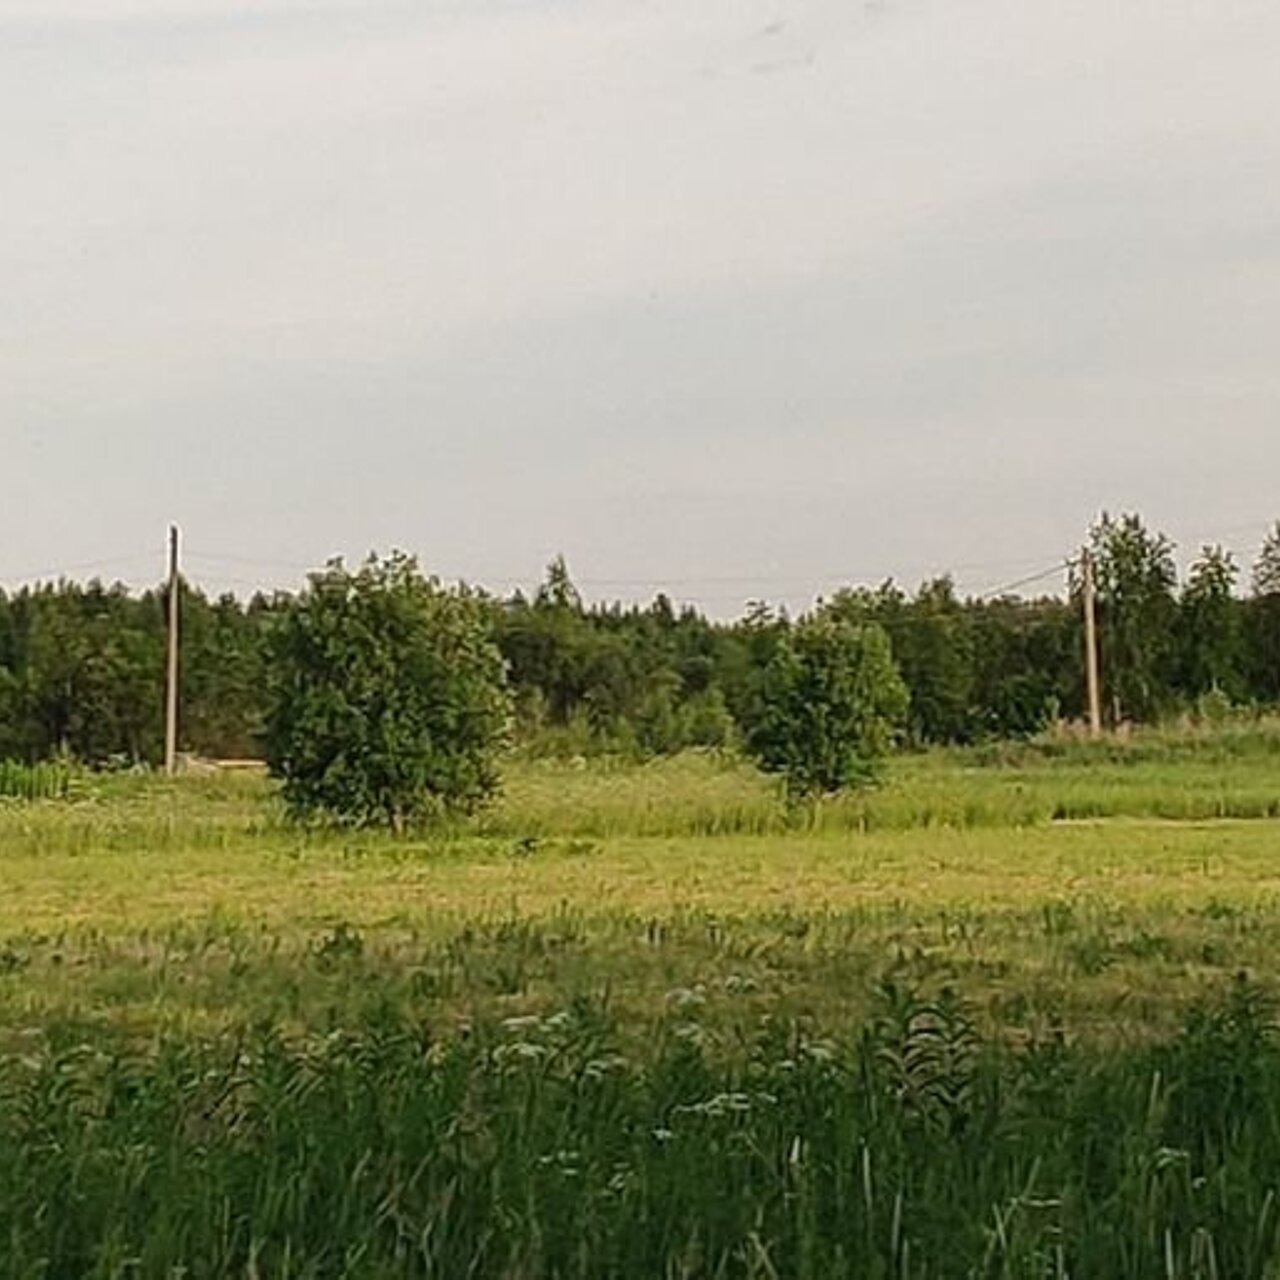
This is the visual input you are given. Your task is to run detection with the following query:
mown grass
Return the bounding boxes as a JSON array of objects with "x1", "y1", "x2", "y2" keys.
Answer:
[
  {"x1": 2, "y1": 743, "x2": 1280, "y2": 1037},
  {"x1": 3, "y1": 736, "x2": 1280, "y2": 1274}
]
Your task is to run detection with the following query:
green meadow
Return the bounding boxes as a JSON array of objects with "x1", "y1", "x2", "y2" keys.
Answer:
[{"x1": 4, "y1": 733, "x2": 1280, "y2": 1276}]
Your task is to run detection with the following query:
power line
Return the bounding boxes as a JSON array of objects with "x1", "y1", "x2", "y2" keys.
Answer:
[
  {"x1": 178, "y1": 570, "x2": 296, "y2": 593},
  {"x1": 528, "y1": 552, "x2": 1076, "y2": 591},
  {"x1": 180, "y1": 544, "x2": 1076, "y2": 590},
  {"x1": 8, "y1": 511, "x2": 1276, "y2": 605},
  {"x1": 185, "y1": 550, "x2": 316, "y2": 572},
  {"x1": 0, "y1": 551, "x2": 157, "y2": 586},
  {"x1": 0, "y1": 552, "x2": 1079, "y2": 607},
  {"x1": 976, "y1": 561, "x2": 1072, "y2": 601}
]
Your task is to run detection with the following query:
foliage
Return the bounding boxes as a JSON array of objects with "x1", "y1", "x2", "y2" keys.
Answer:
[
  {"x1": 5, "y1": 514, "x2": 1280, "y2": 767},
  {"x1": 887, "y1": 577, "x2": 978, "y2": 743},
  {"x1": 825, "y1": 582, "x2": 1072, "y2": 744},
  {"x1": 747, "y1": 617, "x2": 907, "y2": 796},
  {"x1": 0, "y1": 580, "x2": 165, "y2": 764},
  {"x1": 1087, "y1": 512, "x2": 1179, "y2": 723},
  {"x1": 179, "y1": 590, "x2": 275, "y2": 757},
  {"x1": 1248, "y1": 524, "x2": 1280, "y2": 705},
  {"x1": 1253, "y1": 522, "x2": 1280, "y2": 597},
  {"x1": 968, "y1": 598, "x2": 1069, "y2": 738},
  {"x1": 498, "y1": 560, "x2": 739, "y2": 757},
  {"x1": 265, "y1": 553, "x2": 511, "y2": 827},
  {"x1": 1179, "y1": 545, "x2": 1244, "y2": 700},
  {"x1": 0, "y1": 579, "x2": 284, "y2": 765}
]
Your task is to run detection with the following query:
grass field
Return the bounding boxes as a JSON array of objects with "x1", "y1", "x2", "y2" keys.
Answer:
[{"x1": 4, "y1": 735, "x2": 1280, "y2": 1275}]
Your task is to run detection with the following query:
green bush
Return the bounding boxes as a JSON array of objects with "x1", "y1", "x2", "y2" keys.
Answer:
[
  {"x1": 747, "y1": 617, "x2": 908, "y2": 797},
  {"x1": 265, "y1": 553, "x2": 512, "y2": 828}
]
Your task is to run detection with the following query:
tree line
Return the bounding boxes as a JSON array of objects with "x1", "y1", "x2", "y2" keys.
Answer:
[{"x1": 2, "y1": 513, "x2": 1279, "y2": 769}]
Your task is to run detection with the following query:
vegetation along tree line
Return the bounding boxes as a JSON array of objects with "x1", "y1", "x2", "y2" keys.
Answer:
[{"x1": 2, "y1": 513, "x2": 1279, "y2": 807}]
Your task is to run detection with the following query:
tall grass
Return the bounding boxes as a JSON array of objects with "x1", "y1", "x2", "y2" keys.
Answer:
[
  {"x1": 966, "y1": 713, "x2": 1280, "y2": 767},
  {"x1": 7, "y1": 719, "x2": 1280, "y2": 841},
  {"x1": 2, "y1": 984, "x2": 1279, "y2": 1276},
  {"x1": 0, "y1": 758, "x2": 74, "y2": 802},
  {"x1": 2, "y1": 743, "x2": 1279, "y2": 874},
  {"x1": 481, "y1": 747, "x2": 1280, "y2": 839}
]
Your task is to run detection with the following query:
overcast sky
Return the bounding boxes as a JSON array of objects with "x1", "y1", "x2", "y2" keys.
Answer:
[{"x1": 4, "y1": 0, "x2": 1279, "y2": 613}]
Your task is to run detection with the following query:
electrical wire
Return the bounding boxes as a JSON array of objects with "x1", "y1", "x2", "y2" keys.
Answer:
[
  {"x1": 185, "y1": 551, "x2": 316, "y2": 572},
  {"x1": 182, "y1": 545, "x2": 1076, "y2": 592},
  {"x1": 6, "y1": 513, "x2": 1276, "y2": 608},
  {"x1": 976, "y1": 561, "x2": 1073, "y2": 601},
  {"x1": 0, "y1": 552, "x2": 158, "y2": 586}
]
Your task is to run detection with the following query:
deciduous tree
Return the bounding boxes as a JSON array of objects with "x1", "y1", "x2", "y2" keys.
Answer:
[
  {"x1": 1087, "y1": 513, "x2": 1178, "y2": 723},
  {"x1": 1180, "y1": 545, "x2": 1243, "y2": 700},
  {"x1": 747, "y1": 616, "x2": 907, "y2": 798},
  {"x1": 265, "y1": 553, "x2": 511, "y2": 827}
]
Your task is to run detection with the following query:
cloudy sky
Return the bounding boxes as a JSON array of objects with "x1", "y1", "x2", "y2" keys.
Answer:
[{"x1": 4, "y1": 0, "x2": 1279, "y2": 612}]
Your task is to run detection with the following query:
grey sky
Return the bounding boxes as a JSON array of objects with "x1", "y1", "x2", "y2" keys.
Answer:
[{"x1": 4, "y1": 0, "x2": 1279, "y2": 613}]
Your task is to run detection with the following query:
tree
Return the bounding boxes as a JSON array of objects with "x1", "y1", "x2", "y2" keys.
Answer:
[
  {"x1": 265, "y1": 553, "x2": 512, "y2": 828},
  {"x1": 1086, "y1": 513, "x2": 1178, "y2": 723},
  {"x1": 0, "y1": 664, "x2": 22, "y2": 761},
  {"x1": 968, "y1": 596, "x2": 1070, "y2": 738},
  {"x1": 15, "y1": 581, "x2": 164, "y2": 764},
  {"x1": 499, "y1": 558, "x2": 592, "y2": 727},
  {"x1": 747, "y1": 616, "x2": 907, "y2": 798},
  {"x1": 824, "y1": 579, "x2": 979, "y2": 744},
  {"x1": 894, "y1": 578, "x2": 976, "y2": 744},
  {"x1": 1247, "y1": 522, "x2": 1280, "y2": 702},
  {"x1": 1252, "y1": 523, "x2": 1280, "y2": 597},
  {"x1": 1179, "y1": 545, "x2": 1244, "y2": 700},
  {"x1": 719, "y1": 600, "x2": 790, "y2": 741},
  {"x1": 535, "y1": 554, "x2": 582, "y2": 612}
]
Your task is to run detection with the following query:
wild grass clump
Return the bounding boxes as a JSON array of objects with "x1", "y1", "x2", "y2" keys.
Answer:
[
  {"x1": 3, "y1": 984, "x2": 1280, "y2": 1276},
  {"x1": 0, "y1": 758, "x2": 76, "y2": 802}
]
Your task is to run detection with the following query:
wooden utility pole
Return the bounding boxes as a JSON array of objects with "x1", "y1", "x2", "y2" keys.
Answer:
[
  {"x1": 165, "y1": 524, "x2": 180, "y2": 776},
  {"x1": 1081, "y1": 548, "x2": 1103, "y2": 739}
]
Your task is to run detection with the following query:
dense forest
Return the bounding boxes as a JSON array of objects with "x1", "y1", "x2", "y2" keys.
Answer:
[{"x1": 2, "y1": 514, "x2": 1279, "y2": 766}]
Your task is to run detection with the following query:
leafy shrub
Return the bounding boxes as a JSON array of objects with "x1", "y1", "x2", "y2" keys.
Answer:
[
  {"x1": 747, "y1": 617, "x2": 908, "y2": 797},
  {"x1": 265, "y1": 553, "x2": 512, "y2": 828}
]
